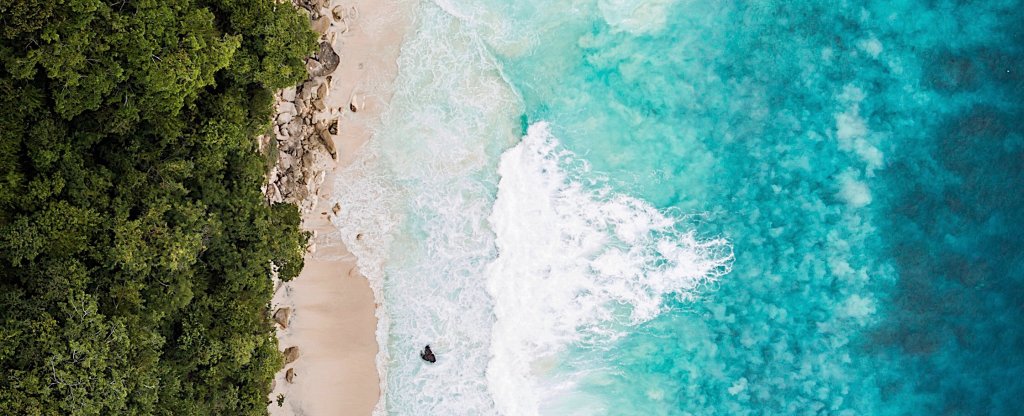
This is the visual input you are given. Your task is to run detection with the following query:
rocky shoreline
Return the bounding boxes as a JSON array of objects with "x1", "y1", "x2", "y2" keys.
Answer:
[
  {"x1": 260, "y1": 0, "x2": 358, "y2": 213},
  {"x1": 261, "y1": 0, "x2": 413, "y2": 413}
]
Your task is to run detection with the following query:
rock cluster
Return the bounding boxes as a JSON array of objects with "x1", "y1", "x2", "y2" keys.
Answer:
[{"x1": 261, "y1": 0, "x2": 358, "y2": 213}]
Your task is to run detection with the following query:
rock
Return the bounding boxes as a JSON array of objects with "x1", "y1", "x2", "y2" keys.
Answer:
[
  {"x1": 322, "y1": 135, "x2": 337, "y2": 159},
  {"x1": 291, "y1": 182, "x2": 310, "y2": 202},
  {"x1": 283, "y1": 346, "x2": 300, "y2": 364},
  {"x1": 288, "y1": 119, "x2": 304, "y2": 138},
  {"x1": 277, "y1": 112, "x2": 293, "y2": 125},
  {"x1": 282, "y1": 87, "x2": 296, "y2": 102},
  {"x1": 420, "y1": 345, "x2": 437, "y2": 363},
  {"x1": 311, "y1": 16, "x2": 331, "y2": 34},
  {"x1": 295, "y1": 98, "x2": 307, "y2": 114},
  {"x1": 301, "y1": 81, "x2": 317, "y2": 100},
  {"x1": 316, "y1": 83, "x2": 329, "y2": 102},
  {"x1": 279, "y1": 101, "x2": 297, "y2": 115},
  {"x1": 332, "y1": 203, "x2": 341, "y2": 215},
  {"x1": 315, "y1": 121, "x2": 337, "y2": 158},
  {"x1": 308, "y1": 42, "x2": 340, "y2": 77},
  {"x1": 273, "y1": 307, "x2": 291, "y2": 328},
  {"x1": 266, "y1": 184, "x2": 282, "y2": 203},
  {"x1": 307, "y1": 243, "x2": 317, "y2": 254},
  {"x1": 278, "y1": 153, "x2": 295, "y2": 171},
  {"x1": 301, "y1": 152, "x2": 314, "y2": 171},
  {"x1": 349, "y1": 93, "x2": 363, "y2": 113},
  {"x1": 285, "y1": 368, "x2": 296, "y2": 383},
  {"x1": 332, "y1": 5, "x2": 347, "y2": 21}
]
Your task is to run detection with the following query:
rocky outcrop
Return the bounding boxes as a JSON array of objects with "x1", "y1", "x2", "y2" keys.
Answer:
[
  {"x1": 273, "y1": 307, "x2": 292, "y2": 329},
  {"x1": 307, "y1": 42, "x2": 340, "y2": 78},
  {"x1": 260, "y1": 0, "x2": 359, "y2": 213},
  {"x1": 283, "y1": 346, "x2": 301, "y2": 364}
]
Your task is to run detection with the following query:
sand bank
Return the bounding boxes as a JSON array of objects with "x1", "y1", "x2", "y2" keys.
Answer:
[{"x1": 268, "y1": 0, "x2": 412, "y2": 414}]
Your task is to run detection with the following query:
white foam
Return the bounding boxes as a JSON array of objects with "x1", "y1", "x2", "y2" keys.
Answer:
[
  {"x1": 486, "y1": 123, "x2": 733, "y2": 415},
  {"x1": 332, "y1": 3, "x2": 521, "y2": 415}
]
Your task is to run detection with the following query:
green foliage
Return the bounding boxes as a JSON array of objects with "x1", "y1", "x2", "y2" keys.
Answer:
[{"x1": 0, "y1": 0, "x2": 314, "y2": 414}]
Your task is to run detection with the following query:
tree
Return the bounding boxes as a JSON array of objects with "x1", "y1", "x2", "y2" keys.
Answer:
[{"x1": 0, "y1": 0, "x2": 314, "y2": 413}]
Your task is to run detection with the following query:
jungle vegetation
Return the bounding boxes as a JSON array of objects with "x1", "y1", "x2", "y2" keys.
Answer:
[{"x1": 0, "y1": 0, "x2": 316, "y2": 414}]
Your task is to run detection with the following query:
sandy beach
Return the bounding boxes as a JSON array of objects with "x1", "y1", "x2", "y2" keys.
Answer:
[{"x1": 268, "y1": 0, "x2": 411, "y2": 414}]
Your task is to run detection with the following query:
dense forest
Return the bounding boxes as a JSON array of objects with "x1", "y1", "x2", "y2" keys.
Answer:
[{"x1": 0, "y1": 0, "x2": 315, "y2": 414}]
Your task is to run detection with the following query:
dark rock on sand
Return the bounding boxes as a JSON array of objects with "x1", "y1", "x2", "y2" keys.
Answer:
[
  {"x1": 284, "y1": 346, "x2": 301, "y2": 364},
  {"x1": 420, "y1": 345, "x2": 436, "y2": 363}
]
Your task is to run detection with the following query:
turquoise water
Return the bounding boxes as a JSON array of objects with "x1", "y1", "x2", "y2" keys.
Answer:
[{"x1": 338, "y1": 0, "x2": 1023, "y2": 414}]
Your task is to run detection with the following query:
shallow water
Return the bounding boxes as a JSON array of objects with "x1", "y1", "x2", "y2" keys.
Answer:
[{"x1": 337, "y1": 0, "x2": 1024, "y2": 414}]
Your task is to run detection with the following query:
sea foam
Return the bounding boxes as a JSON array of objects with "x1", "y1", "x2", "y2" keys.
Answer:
[
  {"x1": 486, "y1": 123, "x2": 733, "y2": 415},
  {"x1": 332, "y1": 3, "x2": 519, "y2": 414}
]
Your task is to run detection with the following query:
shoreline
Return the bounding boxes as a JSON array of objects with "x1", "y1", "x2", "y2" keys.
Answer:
[{"x1": 267, "y1": 0, "x2": 412, "y2": 414}]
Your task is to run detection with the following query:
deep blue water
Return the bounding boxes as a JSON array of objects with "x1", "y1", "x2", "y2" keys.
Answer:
[{"x1": 485, "y1": 0, "x2": 1024, "y2": 414}]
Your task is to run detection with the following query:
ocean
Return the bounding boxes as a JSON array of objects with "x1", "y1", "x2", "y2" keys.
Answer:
[{"x1": 334, "y1": 0, "x2": 1024, "y2": 414}]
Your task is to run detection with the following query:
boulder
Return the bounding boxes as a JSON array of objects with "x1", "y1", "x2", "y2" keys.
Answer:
[
  {"x1": 278, "y1": 152, "x2": 295, "y2": 171},
  {"x1": 283, "y1": 346, "x2": 300, "y2": 364},
  {"x1": 267, "y1": 184, "x2": 283, "y2": 204},
  {"x1": 311, "y1": 16, "x2": 331, "y2": 34},
  {"x1": 316, "y1": 121, "x2": 337, "y2": 158},
  {"x1": 331, "y1": 5, "x2": 347, "y2": 21},
  {"x1": 282, "y1": 87, "x2": 297, "y2": 102},
  {"x1": 301, "y1": 152, "x2": 314, "y2": 171},
  {"x1": 316, "y1": 82, "x2": 329, "y2": 102},
  {"x1": 279, "y1": 101, "x2": 297, "y2": 115},
  {"x1": 308, "y1": 42, "x2": 340, "y2": 77},
  {"x1": 301, "y1": 81, "x2": 317, "y2": 101},
  {"x1": 420, "y1": 345, "x2": 436, "y2": 363},
  {"x1": 277, "y1": 112, "x2": 293, "y2": 125},
  {"x1": 273, "y1": 307, "x2": 291, "y2": 328},
  {"x1": 285, "y1": 368, "x2": 296, "y2": 383},
  {"x1": 349, "y1": 93, "x2": 362, "y2": 113}
]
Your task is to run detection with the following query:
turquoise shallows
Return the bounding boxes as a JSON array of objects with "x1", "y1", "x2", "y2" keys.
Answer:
[{"x1": 354, "y1": 0, "x2": 1024, "y2": 414}]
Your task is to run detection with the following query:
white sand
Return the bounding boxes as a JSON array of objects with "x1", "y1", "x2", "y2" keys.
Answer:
[{"x1": 269, "y1": 0, "x2": 412, "y2": 414}]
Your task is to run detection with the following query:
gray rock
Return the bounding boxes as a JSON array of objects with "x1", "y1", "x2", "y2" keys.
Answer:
[
  {"x1": 273, "y1": 307, "x2": 291, "y2": 328},
  {"x1": 283, "y1": 346, "x2": 300, "y2": 364},
  {"x1": 282, "y1": 87, "x2": 296, "y2": 102},
  {"x1": 279, "y1": 101, "x2": 297, "y2": 115},
  {"x1": 307, "y1": 42, "x2": 340, "y2": 77},
  {"x1": 277, "y1": 112, "x2": 293, "y2": 125}
]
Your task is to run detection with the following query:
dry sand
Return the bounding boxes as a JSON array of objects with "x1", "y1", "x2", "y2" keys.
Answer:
[{"x1": 269, "y1": 0, "x2": 412, "y2": 414}]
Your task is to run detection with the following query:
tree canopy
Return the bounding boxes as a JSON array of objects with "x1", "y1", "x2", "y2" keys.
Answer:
[{"x1": 0, "y1": 0, "x2": 315, "y2": 414}]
